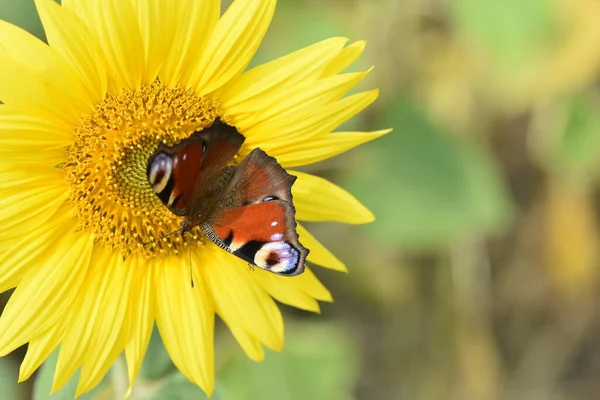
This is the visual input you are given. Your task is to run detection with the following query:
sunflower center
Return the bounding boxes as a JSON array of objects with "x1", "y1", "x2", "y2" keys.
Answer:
[{"x1": 63, "y1": 81, "x2": 220, "y2": 258}]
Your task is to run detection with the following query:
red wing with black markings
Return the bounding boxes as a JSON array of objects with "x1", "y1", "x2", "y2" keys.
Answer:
[
  {"x1": 147, "y1": 118, "x2": 244, "y2": 217},
  {"x1": 201, "y1": 149, "x2": 308, "y2": 276}
]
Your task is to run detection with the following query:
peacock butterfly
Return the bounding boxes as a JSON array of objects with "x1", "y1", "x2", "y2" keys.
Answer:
[{"x1": 146, "y1": 118, "x2": 308, "y2": 276}]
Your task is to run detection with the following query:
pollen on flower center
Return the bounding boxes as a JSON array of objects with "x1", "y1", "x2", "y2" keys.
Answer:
[{"x1": 63, "y1": 81, "x2": 220, "y2": 258}]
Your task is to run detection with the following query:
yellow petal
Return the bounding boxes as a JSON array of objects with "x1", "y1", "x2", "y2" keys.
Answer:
[
  {"x1": 218, "y1": 37, "x2": 348, "y2": 116},
  {"x1": 321, "y1": 40, "x2": 366, "y2": 77},
  {"x1": 0, "y1": 144, "x2": 65, "y2": 158},
  {"x1": 0, "y1": 163, "x2": 47, "y2": 186},
  {"x1": 0, "y1": 105, "x2": 70, "y2": 165},
  {"x1": 297, "y1": 224, "x2": 348, "y2": 272},
  {"x1": 288, "y1": 268, "x2": 333, "y2": 303},
  {"x1": 245, "y1": 69, "x2": 373, "y2": 129},
  {"x1": 263, "y1": 130, "x2": 390, "y2": 168},
  {"x1": 0, "y1": 52, "x2": 81, "y2": 128},
  {"x1": 0, "y1": 210, "x2": 75, "y2": 293},
  {"x1": 81, "y1": 0, "x2": 144, "y2": 92},
  {"x1": 0, "y1": 183, "x2": 68, "y2": 240},
  {"x1": 190, "y1": 0, "x2": 276, "y2": 95},
  {"x1": 203, "y1": 247, "x2": 284, "y2": 351},
  {"x1": 131, "y1": 0, "x2": 175, "y2": 84},
  {"x1": 19, "y1": 324, "x2": 64, "y2": 382},
  {"x1": 0, "y1": 151, "x2": 65, "y2": 165},
  {"x1": 160, "y1": 0, "x2": 220, "y2": 87},
  {"x1": 0, "y1": 145, "x2": 65, "y2": 165},
  {"x1": 0, "y1": 160, "x2": 64, "y2": 190},
  {"x1": 0, "y1": 103, "x2": 73, "y2": 140},
  {"x1": 252, "y1": 268, "x2": 321, "y2": 313},
  {"x1": 52, "y1": 247, "x2": 114, "y2": 392},
  {"x1": 0, "y1": 20, "x2": 92, "y2": 116},
  {"x1": 0, "y1": 59, "x2": 79, "y2": 128},
  {"x1": 291, "y1": 171, "x2": 374, "y2": 223},
  {"x1": 155, "y1": 254, "x2": 215, "y2": 395},
  {"x1": 225, "y1": 319, "x2": 265, "y2": 362},
  {"x1": 76, "y1": 253, "x2": 135, "y2": 397},
  {"x1": 125, "y1": 260, "x2": 154, "y2": 396},
  {"x1": 35, "y1": 0, "x2": 107, "y2": 104},
  {"x1": 244, "y1": 90, "x2": 379, "y2": 146},
  {"x1": 0, "y1": 229, "x2": 92, "y2": 357}
]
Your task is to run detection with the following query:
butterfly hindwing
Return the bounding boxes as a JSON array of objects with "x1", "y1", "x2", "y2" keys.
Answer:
[
  {"x1": 202, "y1": 149, "x2": 308, "y2": 275},
  {"x1": 202, "y1": 200, "x2": 307, "y2": 275}
]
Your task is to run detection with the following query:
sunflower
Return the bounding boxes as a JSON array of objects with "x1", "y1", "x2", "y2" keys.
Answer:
[{"x1": 0, "y1": 0, "x2": 388, "y2": 397}]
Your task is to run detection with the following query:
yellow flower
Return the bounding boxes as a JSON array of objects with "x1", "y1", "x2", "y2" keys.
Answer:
[{"x1": 0, "y1": 0, "x2": 388, "y2": 397}]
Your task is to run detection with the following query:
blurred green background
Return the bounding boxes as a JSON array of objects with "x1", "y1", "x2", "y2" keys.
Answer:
[{"x1": 3, "y1": 0, "x2": 600, "y2": 399}]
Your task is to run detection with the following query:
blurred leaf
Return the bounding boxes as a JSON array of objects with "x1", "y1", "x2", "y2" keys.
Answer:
[
  {"x1": 218, "y1": 322, "x2": 359, "y2": 400},
  {"x1": 559, "y1": 94, "x2": 600, "y2": 172},
  {"x1": 0, "y1": 357, "x2": 22, "y2": 400},
  {"x1": 33, "y1": 349, "x2": 109, "y2": 400},
  {"x1": 139, "y1": 326, "x2": 175, "y2": 381},
  {"x1": 453, "y1": 0, "x2": 556, "y2": 66},
  {"x1": 345, "y1": 98, "x2": 512, "y2": 247},
  {"x1": 0, "y1": 0, "x2": 46, "y2": 41},
  {"x1": 152, "y1": 374, "x2": 228, "y2": 400}
]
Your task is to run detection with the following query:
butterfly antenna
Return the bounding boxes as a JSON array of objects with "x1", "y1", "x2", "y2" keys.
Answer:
[{"x1": 189, "y1": 241, "x2": 195, "y2": 288}]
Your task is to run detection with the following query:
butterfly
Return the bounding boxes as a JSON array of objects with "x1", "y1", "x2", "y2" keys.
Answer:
[{"x1": 146, "y1": 118, "x2": 308, "y2": 276}]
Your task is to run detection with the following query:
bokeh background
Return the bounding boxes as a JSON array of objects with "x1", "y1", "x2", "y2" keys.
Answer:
[{"x1": 2, "y1": 0, "x2": 600, "y2": 399}]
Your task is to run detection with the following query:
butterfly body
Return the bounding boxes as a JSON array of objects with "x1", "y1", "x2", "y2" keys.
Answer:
[{"x1": 147, "y1": 118, "x2": 308, "y2": 276}]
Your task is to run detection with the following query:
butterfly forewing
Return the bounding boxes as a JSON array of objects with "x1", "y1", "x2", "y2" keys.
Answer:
[
  {"x1": 227, "y1": 148, "x2": 297, "y2": 204},
  {"x1": 202, "y1": 200, "x2": 307, "y2": 275},
  {"x1": 202, "y1": 148, "x2": 308, "y2": 276},
  {"x1": 147, "y1": 118, "x2": 245, "y2": 218},
  {"x1": 147, "y1": 138, "x2": 205, "y2": 216}
]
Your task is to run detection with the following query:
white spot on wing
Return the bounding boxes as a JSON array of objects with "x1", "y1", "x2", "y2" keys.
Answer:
[
  {"x1": 229, "y1": 238, "x2": 244, "y2": 252},
  {"x1": 270, "y1": 233, "x2": 283, "y2": 241},
  {"x1": 271, "y1": 221, "x2": 278, "y2": 227},
  {"x1": 167, "y1": 191, "x2": 178, "y2": 206},
  {"x1": 149, "y1": 154, "x2": 172, "y2": 194},
  {"x1": 254, "y1": 241, "x2": 299, "y2": 274}
]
